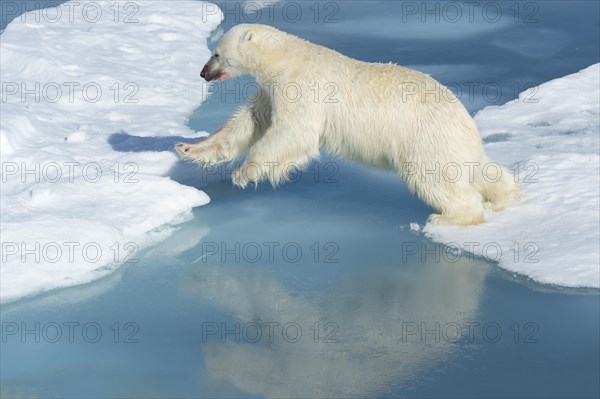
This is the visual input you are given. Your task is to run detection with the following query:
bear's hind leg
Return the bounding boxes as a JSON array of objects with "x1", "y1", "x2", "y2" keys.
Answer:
[
  {"x1": 480, "y1": 165, "x2": 520, "y2": 212},
  {"x1": 423, "y1": 185, "x2": 485, "y2": 226}
]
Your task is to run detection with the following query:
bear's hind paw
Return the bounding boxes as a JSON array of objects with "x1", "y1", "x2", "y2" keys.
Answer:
[{"x1": 427, "y1": 212, "x2": 484, "y2": 226}]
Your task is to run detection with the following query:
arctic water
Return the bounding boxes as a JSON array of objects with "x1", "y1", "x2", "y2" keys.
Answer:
[{"x1": 1, "y1": 1, "x2": 599, "y2": 397}]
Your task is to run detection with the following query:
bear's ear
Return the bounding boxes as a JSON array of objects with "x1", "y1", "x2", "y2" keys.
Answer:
[{"x1": 241, "y1": 30, "x2": 254, "y2": 42}]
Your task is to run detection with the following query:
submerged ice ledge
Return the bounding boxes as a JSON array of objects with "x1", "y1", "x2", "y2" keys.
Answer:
[
  {"x1": 424, "y1": 63, "x2": 600, "y2": 289},
  {"x1": 0, "y1": 1, "x2": 223, "y2": 302}
]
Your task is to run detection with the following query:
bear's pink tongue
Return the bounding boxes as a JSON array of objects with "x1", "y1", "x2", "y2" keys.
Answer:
[{"x1": 218, "y1": 72, "x2": 230, "y2": 81}]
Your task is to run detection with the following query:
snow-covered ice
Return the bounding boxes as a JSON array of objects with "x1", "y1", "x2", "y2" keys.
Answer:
[
  {"x1": 425, "y1": 64, "x2": 600, "y2": 289},
  {"x1": 0, "y1": 1, "x2": 222, "y2": 302}
]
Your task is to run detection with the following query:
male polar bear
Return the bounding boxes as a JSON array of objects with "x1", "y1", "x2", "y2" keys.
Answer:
[{"x1": 176, "y1": 24, "x2": 518, "y2": 225}]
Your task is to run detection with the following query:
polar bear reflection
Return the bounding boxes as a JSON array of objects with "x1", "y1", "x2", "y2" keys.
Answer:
[{"x1": 181, "y1": 257, "x2": 486, "y2": 398}]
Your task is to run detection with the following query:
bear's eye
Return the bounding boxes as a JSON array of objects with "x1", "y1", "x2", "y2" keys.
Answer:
[{"x1": 214, "y1": 53, "x2": 220, "y2": 59}]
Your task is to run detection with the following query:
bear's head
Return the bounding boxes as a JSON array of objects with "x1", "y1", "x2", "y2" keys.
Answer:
[{"x1": 200, "y1": 24, "x2": 288, "y2": 82}]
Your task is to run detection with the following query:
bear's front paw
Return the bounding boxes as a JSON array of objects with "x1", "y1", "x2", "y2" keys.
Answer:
[
  {"x1": 175, "y1": 142, "x2": 197, "y2": 160},
  {"x1": 175, "y1": 141, "x2": 224, "y2": 165}
]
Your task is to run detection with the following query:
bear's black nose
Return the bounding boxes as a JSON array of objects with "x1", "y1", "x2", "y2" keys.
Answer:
[
  {"x1": 200, "y1": 63, "x2": 215, "y2": 81},
  {"x1": 200, "y1": 63, "x2": 210, "y2": 80}
]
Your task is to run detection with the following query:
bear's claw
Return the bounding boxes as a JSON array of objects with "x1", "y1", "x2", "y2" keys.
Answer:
[
  {"x1": 175, "y1": 143, "x2": 191, "y2": 153},
  {"x1": 176, "y1": 143, "x2": 201, "y2": 161}
]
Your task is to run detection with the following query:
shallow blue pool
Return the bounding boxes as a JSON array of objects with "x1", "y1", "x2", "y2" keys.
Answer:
[{"x1": 1, "y1": 1, "x2": 599, "y2": 397}]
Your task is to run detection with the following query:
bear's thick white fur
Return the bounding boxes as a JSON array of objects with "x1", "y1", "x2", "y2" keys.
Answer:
[{"x1": 176, "y1": 24, "x2": 518, "y2": 225}]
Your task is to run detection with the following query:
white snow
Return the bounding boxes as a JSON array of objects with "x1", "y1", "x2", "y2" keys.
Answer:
[
  {"x1": 425, "y1": 64, "x2": 600, "y2": 289},
  {"x1": 0, "y1": 1, "x2": 223, "y2": 302}
]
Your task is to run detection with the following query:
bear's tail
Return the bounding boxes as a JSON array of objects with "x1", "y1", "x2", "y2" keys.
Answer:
[{"x1": 476, "y1": 158, "x2": 521, "y2": 212}]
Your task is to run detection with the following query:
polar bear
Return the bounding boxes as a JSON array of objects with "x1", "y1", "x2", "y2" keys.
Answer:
[{"x1": 176, "y1": 24, "x2": 518, "y2": 225}]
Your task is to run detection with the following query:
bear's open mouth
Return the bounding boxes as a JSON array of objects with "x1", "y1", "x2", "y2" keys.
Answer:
[{"x1": 217, "y1": 72, "x2": 230, "y2": 81}]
